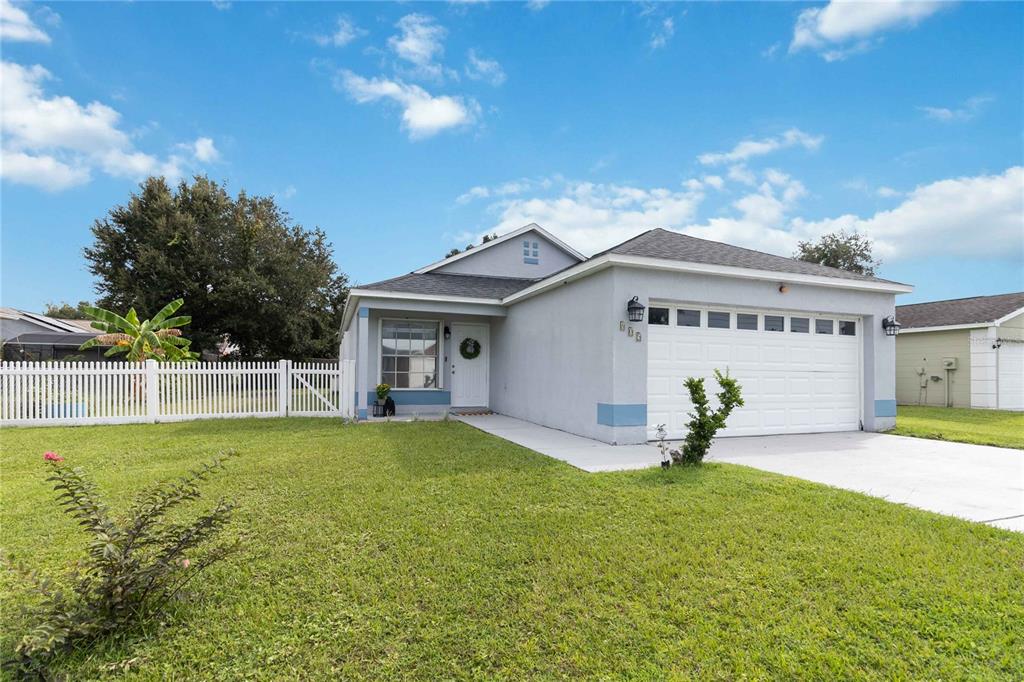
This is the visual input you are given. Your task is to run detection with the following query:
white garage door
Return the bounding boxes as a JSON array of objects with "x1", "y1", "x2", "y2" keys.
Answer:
[
  {"x1": 647, "y1": 305, "x2": 861, "y2": 440},
  {"x1": 997, "y1": 342, "x2": 1024, "y2": 410}
]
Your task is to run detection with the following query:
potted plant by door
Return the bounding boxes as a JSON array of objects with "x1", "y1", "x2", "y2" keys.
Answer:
[{"x1": 375, "y1": 383, "x2": 395, "y2": 417}]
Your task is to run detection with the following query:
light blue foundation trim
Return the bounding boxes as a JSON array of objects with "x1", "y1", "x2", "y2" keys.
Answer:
[
  {"x1": 357, "y1": 408, "x2": 367, "y2": 419},
  {"x1": 358, "y1": 306, "x2": 369, "y2": 318},
  {"x1": 365, "y1": 390, "x2": 451, "y2": 406},
  {"x1": 597, "y1": 403, "x2": 647, "y2": 427},
  {"x1": 874, "y1": 399, "x2": 897, "y2": 418}
]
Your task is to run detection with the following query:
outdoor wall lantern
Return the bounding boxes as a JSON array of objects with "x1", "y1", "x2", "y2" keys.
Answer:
[
  {"x1": 882, "y1": 316, "x2": 901, "y2": 337},
  {"x1": 627, "y1": 296, "x2": 646, "y2": 323},
  {"x1": 443, "y1": 325, "x2": 451, "y2": 340}
]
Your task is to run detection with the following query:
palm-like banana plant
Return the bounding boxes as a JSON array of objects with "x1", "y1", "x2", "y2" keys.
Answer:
[{"x1": 79, "y1": 299, "x2": 199, "y2": 362}]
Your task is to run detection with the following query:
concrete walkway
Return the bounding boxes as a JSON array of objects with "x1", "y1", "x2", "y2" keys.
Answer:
[{"x1": 455, "y1": 414, "x2": 1024, "y2": 532}]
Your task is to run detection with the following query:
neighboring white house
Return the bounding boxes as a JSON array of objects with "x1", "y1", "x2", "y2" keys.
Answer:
[
  {"x1": 341, "y1": 224, "x2": 913, "y2": 445},
  {"x1": 896, "y1": 292, "x2": 1024, "y2": 411}
]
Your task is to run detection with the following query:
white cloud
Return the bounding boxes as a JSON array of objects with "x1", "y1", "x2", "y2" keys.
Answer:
[
  {"x1": 464, "y1": 49, "x2": 505, "y2": 86},
  {"x1": 0, "y1": 0, "x2": 51, "y2": 42},
  {"x1": 790, "y1": 1, "x2": 944, "y2": 60},
  {"x1": 1, "y1": 60, "x2": 209, "y2": 191},
  {"x1": 791, "y1": 167, "x2": 1024, "y2": 260},
  {"x1": 336, "y1": 70, "x2": 478, "y2": 140},
  {"x1": 919, "y1": 95, "x2": 994, "y2": 122},
  {"x1": 727, "y1": 164, "x2": 757, "y2": 186},
  {"x1": 699, "y1": 128, "x2": 823, "y2": 166},
  {"x1": 466, "y1": 167, "x2": 1022, "y2": 264},
  {"x1": 388, "y1": 14, "x2": 448, "y2": 80},
  {"x1": 702, "y1": 175, "x2": 724, "y2": 190},
  {"x1": 280, "y1": 185, "x2": 297, "y2": 199},
  {"x1": 478, "y1": 180, "x2": 706, "y2": 254},
  {"x1": 456, "y1": 176, "x2": 553, "y2": 204},
  {"x1": 189, "y1": 136, "x2": 220, "y2": 162},
  {"x1": 650, "y1": 17, "x2": 674, "y2": 50},
  {"x1": 313, "y1": 15, "x2": 366, "y2": 48},
  {"x1": 876, "y1": 186, "x2": 901, "y2": 198},
  {"x1": 211, "y1": 0, "x2": 231, "y2": 10},
  {"x1": 526, "y1": 0, "x2": 550, "y2": 11}
]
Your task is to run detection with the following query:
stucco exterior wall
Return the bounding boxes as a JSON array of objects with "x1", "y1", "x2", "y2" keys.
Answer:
[
  {"x1": 436, "y1": 230, "x2": 579, "y2": 279},
  {"x1": 608, "y1": 266, "x2": 899, "y2": 440},
  {"x1": 490, "y1": 268, "x2": 620, "y2": 442},
  {"x1": 492, "y1": 265, "x2": 900, "y2": 444},
  {"x1": 895, "y1": 329, "x2": 971, "y2": 407}
]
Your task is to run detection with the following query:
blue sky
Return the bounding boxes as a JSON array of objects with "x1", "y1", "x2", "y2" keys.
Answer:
[{"x1": 2, "y1": 0, "x2": 1022, "y2": 311}]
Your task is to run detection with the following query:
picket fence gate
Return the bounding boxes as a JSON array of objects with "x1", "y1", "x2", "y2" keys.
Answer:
[{"x1": 0, "y1": 359, "x2": 356, "y2": 427}]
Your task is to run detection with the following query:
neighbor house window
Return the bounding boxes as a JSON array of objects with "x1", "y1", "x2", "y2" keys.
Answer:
[
  {"x1": 737, "y1": 313, "x2": 758, "y2": 330},
  {"x1": 677, "y1": 309, "x2": 700, "y2": 327},
  {"x1": 380, "y1": 320, "x2": 439, "y2": 389},
  {"x1": 649, "y1": 307, "x2": 670, "y2": 325},
  {"x1": 764, "y1": 315, "x2": 784, "y2": 332},
  {"x1": 790, "y1": 317, "x2": 810, "y2": 333},
  {"x1": 815, "y1": 319, "x2": 834, "y2": 335},
  {"x1": 708, "y1": 311, "x2": 731, "y2": 329},
  {"x1": 838, "y1": 320, "x2": 856, "y2": 336}
]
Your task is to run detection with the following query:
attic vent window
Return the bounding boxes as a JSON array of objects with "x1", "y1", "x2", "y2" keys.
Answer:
[{"x1": 523, "y1": 240, "x2": 540, "y2": 264}]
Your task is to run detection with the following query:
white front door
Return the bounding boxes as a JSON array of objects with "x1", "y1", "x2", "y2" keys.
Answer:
[{"x1": 450, "y1": 323, "x2": 490, "y2": 407}]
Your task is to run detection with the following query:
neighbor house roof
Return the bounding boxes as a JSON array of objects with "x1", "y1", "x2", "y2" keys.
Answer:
[
  {"x1": 896, "y1": 292, "x2": 1024, "y2": 331},
  {"x1": 597, "y1": 228, "x2": 903, "y2": 285},
  {"x1": 0, "y1": 307, "x2": 88, "y2": 334},
  {"x1": 6, "y1": 332, "x2": 101, "y2": 346},
  {"x1": 358, "y1": 272, "x2": 539, "y2": 300}
]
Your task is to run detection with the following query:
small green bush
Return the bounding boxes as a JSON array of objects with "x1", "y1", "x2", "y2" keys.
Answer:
[
  {"x1": 376, "y1": 383, "x2": 391, "y2": 401},
  {"x1": 672, "y1": 369, "x2": 744, "y2": 465},
  {"x1": 3, "y1": 451, "x2": 239, "y2": 679}
]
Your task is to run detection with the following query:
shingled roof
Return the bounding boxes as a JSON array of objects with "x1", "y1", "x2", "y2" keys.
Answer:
[
  {"x1": 359, "y1": 272, "x2": 539, "y2": 299},
  {"x1": 599, "y1": 228, "x2": 904, "y2": 285},
  {"x1": 896, "y1": 292, "x2": 1024, "y2": 330}
]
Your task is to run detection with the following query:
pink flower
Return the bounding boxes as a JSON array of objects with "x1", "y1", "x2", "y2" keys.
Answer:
[
  {"x1": 181, "y1": 559, "x2": 191, "y2": 569},
  {"x1": 43, "y1": 452, "x2": 64, "y2": 462}
]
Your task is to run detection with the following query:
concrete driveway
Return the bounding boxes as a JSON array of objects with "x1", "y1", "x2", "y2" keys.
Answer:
[
  {"x1": 708, "y1": 432, "x2": 1023, "y2": 532},
  {"x1": 457, "y1": 415, "x2": 1023, "y2": 532}
]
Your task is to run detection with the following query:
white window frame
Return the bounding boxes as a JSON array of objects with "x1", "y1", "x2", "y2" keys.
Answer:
[
  {"x1": 647, "y1": 301, "x2": 860, "y2": 338},
  {"x1": 377, "y1": 317, "x2": 443, "y2": 391}
]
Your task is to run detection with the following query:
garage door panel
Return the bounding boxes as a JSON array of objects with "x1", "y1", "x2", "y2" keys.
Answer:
[{"x1": 648, "y1": 312, "x2": 861, "y2": 439}]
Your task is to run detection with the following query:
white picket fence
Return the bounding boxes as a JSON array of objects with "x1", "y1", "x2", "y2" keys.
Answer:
[{"x1": 0, "y1": 360, "x2": 355, "y2": 427}]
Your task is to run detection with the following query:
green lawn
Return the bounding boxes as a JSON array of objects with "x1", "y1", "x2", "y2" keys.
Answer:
[
  {"x1": 893, "y1": 405, "x2": 1024, "y2": 449},
  {"x1": 2, "y1": 419, "x2": 1022, "y2": 680}
]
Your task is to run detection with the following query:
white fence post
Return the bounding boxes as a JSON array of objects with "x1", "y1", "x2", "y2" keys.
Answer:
[
  {"x1": 278, "y1": 359, "x2": 290, "y2": 417},
  {"x1": 145, "y1": 359, "x2": 159, "y2": 423}
]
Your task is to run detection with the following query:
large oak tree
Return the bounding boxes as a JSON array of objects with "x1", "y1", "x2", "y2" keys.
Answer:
[{"x1": 85, "y1": 176, "x2": 348, "y2": 359}]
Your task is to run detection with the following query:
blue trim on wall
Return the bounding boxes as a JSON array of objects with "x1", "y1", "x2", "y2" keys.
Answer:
[
  {"x1": 874, "y1": 399, "x2": 897, "y2": 418},
  {"x1": 366, "y1": 390, "x2": 451, "y2": 406},
  {"x1": 358, "y1": 307, "x2": 369, "y2": 318},
  {"x1": 523, "y1": 257, "x2": 539, "y2": 265},
  {"x1": 597, "y1": 403, "x2": 647, "y2": 427},
  {"x1": 357, "y1": 408, "x2": 367, "y2": 419}
]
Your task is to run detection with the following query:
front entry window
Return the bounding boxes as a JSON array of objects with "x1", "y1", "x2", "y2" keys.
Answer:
[{"x1": 381, "y1": 320, "x2": 439, "y2": 388}]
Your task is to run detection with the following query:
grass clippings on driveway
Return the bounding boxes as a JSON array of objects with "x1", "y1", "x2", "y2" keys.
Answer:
[{"x1": 2, "y1": 418, "x2": 1022, "y2": 680}]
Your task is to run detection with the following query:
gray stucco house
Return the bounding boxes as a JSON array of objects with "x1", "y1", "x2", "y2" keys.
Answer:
[
  {"x1": 340, "y1": 224, "x2": 913, "y2": 444},
  {"x1": 895, "y1": 292, "x2": 1024, "y2": 411}
]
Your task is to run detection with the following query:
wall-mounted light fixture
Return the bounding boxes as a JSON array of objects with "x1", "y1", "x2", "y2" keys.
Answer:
[
  {"x1": 881, "y1": 316, "x2": 901, "y2": 337},
  {"x1": 443, "y1": 325, "x2": 451, "y2": 340},
  {"x1": 778, "y1": 284, "x2": 789, "y2": 294},
  {"x1": 627, "y1": 296, "x2": 646, "y2": 322}
]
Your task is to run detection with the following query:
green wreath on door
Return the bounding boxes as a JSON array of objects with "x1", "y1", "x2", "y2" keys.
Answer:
[{"x1": 459, "y1": 337, "x2": 481, "y2": 360}]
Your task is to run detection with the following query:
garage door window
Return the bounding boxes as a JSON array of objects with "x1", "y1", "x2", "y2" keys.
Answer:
[
  {"x1": 649, "y1": 307, "x2": 670, "y2": 325},
  {"x1": 677, "y1": 309, "x2": 700, "y2": 327},
  {"x1": 737, "y1": 313, "x2": 758, "y2": 330},
  {"x1": 764, "y1": 315, "x2": 785, "y2": 332},
  {"x1": 708, "y1": 311, "x2": 731, "y2": 329},
  {"x1": 815, "y1": 319, "x2": 834, "y2": 334},
  {"x1": 790, "y1": 317, "x2": 810, "y2": 333},
  {"x1": 838, "y1": 320, "x2": 856, "y2": 336}
]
